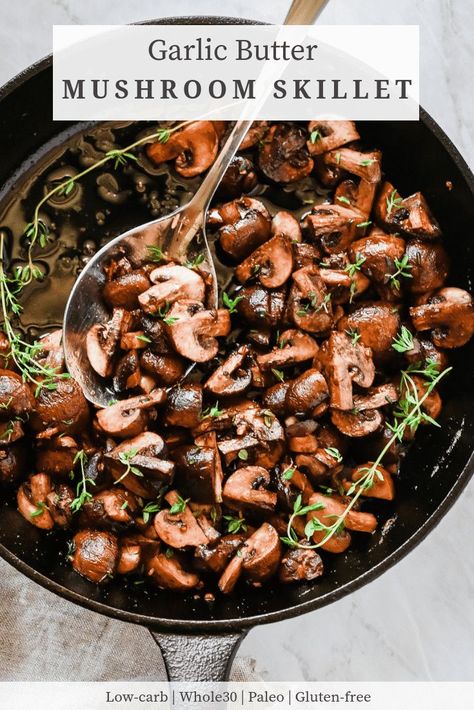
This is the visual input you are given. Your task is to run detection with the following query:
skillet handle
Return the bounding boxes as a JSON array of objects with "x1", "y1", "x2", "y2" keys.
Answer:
[{"x1": 149, "y1": 629, "x2": 247, "y2": 682}]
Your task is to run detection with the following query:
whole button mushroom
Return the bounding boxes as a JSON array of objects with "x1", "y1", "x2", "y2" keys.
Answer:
[
  {"x1": 337, "y1": 302, "x2": 401, "y2": 363},
  {"x1": 71, "y1": 530, "x2": 119, "y2": 583},
  {"x1": 30, "y1": 377, "x2": 89, "y2": 436},
  {"x1": 410, "y1": 287, "x2": 474, "y2": 348},
  {"x1": 0, "y1": 369, "x2": 35, "y2": 417},
  {"x1": 349, "y1": 230, "x2": 406, "y2": 300},
  {"x1": 236, "y1": 285, "x2": 286, "y2": 328},
  {"x1": 404, "y1": 240, "x2": 449, "y2": 293},
  {"x1": 164, "y1": 384, "x2": 203, "y2": 428}
]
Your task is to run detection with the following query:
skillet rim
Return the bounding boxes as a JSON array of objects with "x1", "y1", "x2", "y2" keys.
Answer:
[{"x1": 0, "y1": 16, "x2": 473, "y2": 633}]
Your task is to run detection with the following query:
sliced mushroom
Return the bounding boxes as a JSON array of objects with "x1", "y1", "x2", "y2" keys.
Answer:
[
  {"x1": 352, "y1": 383, "x2": 398, "y2": 411},
  {"x1": 86, "y1": 307, "x2": 128, "y2": 378},
  {"x1": 222, "y1": 466, "x2": 277, "y2": 513},
  {"x1": 46, "y1": 483, "x2": 74, "y2": 528},
  {"x1": 410, "y1": 287, "x2": 474, "y2": 348},
  {"x1": 259, "y1": 124, "x2": 313, "y2": 183},
  {"x1": 241, "y1": 522, "x2": 281, "y2": 584},
  {"x1": 71, "y1": 530, "x2": 119, "y2": 583},
  {"x1": 324, "y1": 147, "x2": 382, "y2": 184},
  {"x1": 0, "y1": 369, "x2": 35, "y2": 416},
  {"x1": 153, "y1": 490, "x2": 208, "y2": 548},
  {"x1": 147, "y1": 551, "x2": 200, "y2": 591},
  {"x1": 209, "y1": 197, "x2": 271, "y2": 260},
  {"x1": 305, "y1": 204, "x2": 360, "y2": 254},
  {"x1": 271, "y1": 210, "x2": 302, "y2": 243},
  {"x1": 306, "y1": 120, "x2": 360, "y2": 155},
  {"x1": 103, "y1": 269, "x2": 151, "y2": 309},
  {"x1": 204, "y1": 346, "x2": 251, "y2": 397},
  {"x1": 261, "y1": 381, "x2": 290, "y2": 417},
  {"x1": 348, "y1": 463, "x2": 395, "y2": 500},
  {"x1": 96, "y1": 389, "x2": 166, "y2": 438},
  {"x1": 375, "y1": 182, "x2": 441, "y2": 239},
  {"x1": 308, "y1": 492, "x2": 377, "y2": 534},
  {"x1": 285, "y1": 369, "x2": 329, "y2": 416},
  {"x1": 117, "y1": 538, "x2": 142, "y2": 575},
  {"x1": 173, "y1": 444, "x2": 221, "y2": 504},
  {"x1": 318, "y1": 332, "x2": 375, "y2": 410},
  {"x1": 235, "y1": 234, "x2": 293, "y2": 288},
  {"x1": 113, "y1": 350, "x2": 141, "y2": 393},
  {"x1": 335, "y1": 178, "x2": 377, "y2": 218},
  {"x1": 138, "y1": 264, "x2": 205, "y2": 313},
  {"x1": 81, "y1": 488, "x2": 138, "y2": 527},
  {"x1": 106, "y1": 431, "x2": 174, "y2": 497},
  {"x1": 194, "y1": 534, "x2": 245, "y2": 574},
  {"x1": 165, "y1": 300, "x2": 231, "y2": 362},
  {"x1": 279, "y1": 547, "x2": 324, "y2": 583},
  {"x1": 165, "y1": 384, "x2": 203, "y2": 428},
  {"x1": 240, "y1": 120, "x2": 268, "y2": 150},
  {"x1": 257, "y1": 330, "x2": 319, "y2": 370},
  {"x1": 17, "y1": 473, "x2": 54, "y2": 529},
  {"x1": 404, "y1": 240, "x2": 449, "y2": 293},
  {"x1": 331, "y1": 408, "x2": 383, "y2": 437},
  {"x1": 288, "y1": 266, "x2": 334, "y2": 334},
  {"x1": 146, "y1": 121, "x2": 219, "y2": 177},
  {"x1": 0, "y1": 444, "x2": 27, "y2": 485}
]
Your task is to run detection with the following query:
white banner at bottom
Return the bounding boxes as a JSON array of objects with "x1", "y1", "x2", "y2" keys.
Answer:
[{"x1": 0, "y1": 682, "x2": 471, "y2": 710}]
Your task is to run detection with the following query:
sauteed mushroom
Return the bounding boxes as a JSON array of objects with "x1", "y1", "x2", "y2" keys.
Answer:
[
  {"x1": 146, "y1": 121, "x2": 219, "y2": 177},
  {"x1": 410, "y1": 287, "x2": 474, "y2": 348}
]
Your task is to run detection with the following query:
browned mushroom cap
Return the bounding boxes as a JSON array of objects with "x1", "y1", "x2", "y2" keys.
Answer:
[
  {"x1": 305, "y1": 204, "x2": 360, "y2": 254},
  {"x1": 318, "y1": 331, "x2": 375, "y2": 410},
  {"x1": 35, "y1": 435, "x2": 78, "y2": 476},
  {"x1": 398, "y1": 374, "x2": 442, "y2": 425},
  {"x1": 165, "y1": 383, "x2": 202, "y2": 428},
  {"x1": 96, "y1": 388, "x2": 166, "y2": 438},
  {"x1": 113, "y1": 350, "x2": 141, "y2": 393},
  {"x1": 218, "y1": 155, "x2": 258, "y2": 199},
  {"x1": 106, "y1": 431, "x2": 174, "y2": 497},
  {"x1": 404, "y1": 240, "x2": 449, "y2": 294},
  {"x1": 222, "y1": 466, "x2": 277, "y2": 513},
  {"x1": 235, "y1": 234, "x2": 293, "y2": 289},
  {"x1": 293, "y1": 242, "x2": 322, "y2": 270},
  {"x1": 117, "y1": 539, "x2": 142, "y2": 575},
  {"x1": 204, "y1": 346, "x2": 251, "y2": 397},
  {"x1": 146, "y1": 121, "x2": 219, "y2": 177},
  {"x1": 271, "y1": 210, "x2": 302, "y2": 242},
  {"x1": 405, "y1": 336, "x2": 449, "y2": 371},
  {"x1": 30, "y1": 378, "x2": 89, "y2": 436},
  {"x1": 81, "y1": 488, "x2": 138, "y2": 527},
  {"x1": 103, "y1": 269, "x2": 151, "y2": 309},
  {"x1": 173, "y1": 444, "x2": 221, "y2": 504},
  {"x1": 347, "y1": 463, "x2": 395, "y2": 500},
  {"x1": 324, "y1": 147, "x2": 382, "y2": 184},
  {"x1": 165, "y1": 300, "x2": 230, "y2": 362},
  {"x1": 259, "y1": 124, "x2": 313, "y2": 183},
  {"x1": 288, "y1": 266, "x2": 334, "y2": 334},
  {"x1": 217, "y1": 406, "x2": 284, "y2": 463},
  {"x1": 0, "y1": 419, "x2": 24, "y2": 444},
  {"x1": 194, "y1": 534, "x2": 245, "y2": 574},
  {"x1": 138, "y1": 265, "x2": 205, "y2": 313},
  {"x1": 0, "y1": 444, "x2": 27, "y2": 485},
  {"x1": 337, "y1": 302, "x2": 401, "y2": 362},
  {"x1": 349, "y1": 230, "x2": 406, "y2": 300},
  {"x1": 0, "y1": 369, "x2": 35, "y2": 416},
  {"x1": 240, "y1": 522, "x2": 281, "y2": 584},
  {"x1": 46, "y1": 483, "x2": 74, "y2": 527},
  {"x1": 17, "y1": 473, "x2": 54, "y2": 529},
  {"x1": 295, "y1": 448, "x2": 342, "y2": 481},
  {"x1": 279, "y1": 547, "x2": 324, "y2": 583},
  {"x1": 71, "y1": 529, "x2": 119, "y2": 583},
  {"x1": 154, "y1": 490, "x2": 208, "y2": 548},
  {"x1": 375, "y1": 182, "x2": 441, "y2": 239},
  {"x1": 410, "y1": 287, "x2": 474, "y2": 348},
  {"x1": 261, "y1": 381, "x2": 290, "y2": 417},
  {"x1": 147, "y1": 551, "x2": 200, "y2": 591},
  {"x1": 140, "y1": 350, "x2": 185, "y2": 387},
  {"x1": 331, "y1": 408, "x2": 383, "y2": 437},
  {"x1": 86, "y1": 307, "x2": 128, "y2": 378},
  {"x1": 285, "y1": 369, "x2": 329, "y2": 416},
  {"x1": 306, "y1": 120, "x2": 360, "y2": 155},
  {"x1": 240, "y1": 120, "x2": 269, "y2": 150},
  {"x1": 257, "y1": 329, "x2": 319, "y2": 371},
  {"x1": 236, "y1": 285, "x2": 286, "y2": 327},
  {"x1": 213, "y1": 198, "x2": 271, "y2": 260},
  {"x1": 37, "y1": 329, "x2": 65, "y2": 374}
]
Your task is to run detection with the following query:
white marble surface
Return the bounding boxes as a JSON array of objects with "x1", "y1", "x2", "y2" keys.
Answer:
[{"x1": 0, "y1": 0, "x2": 473, "y2": 683}]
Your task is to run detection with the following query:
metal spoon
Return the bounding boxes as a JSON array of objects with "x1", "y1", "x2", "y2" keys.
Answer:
[{"x1": 63, "y1": 0, "x2": 329, "y2": 407}]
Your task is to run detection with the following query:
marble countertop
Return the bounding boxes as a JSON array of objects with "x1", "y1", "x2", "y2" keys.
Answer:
[{"x1": 0, "y1": 0, "x2": 472, "y2": 683}]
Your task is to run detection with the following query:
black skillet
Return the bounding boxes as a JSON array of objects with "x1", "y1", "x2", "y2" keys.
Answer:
[{"x1": 0, "y1": 16, "x2": 473, "y2": 682}]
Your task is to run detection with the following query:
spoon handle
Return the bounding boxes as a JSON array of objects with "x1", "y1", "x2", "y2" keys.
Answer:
[{"x1": 284, "y1": 0, "x2": 329, "y2": 25}]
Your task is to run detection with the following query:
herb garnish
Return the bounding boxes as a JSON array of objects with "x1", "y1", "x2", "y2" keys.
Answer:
[
  {"x1": 222, "y1": 292, "x2": 243, "y2": 314},
  {"x1": 70, "y1": 450, "x2": 96, "y2": 513},
  {"x1": 392, "y1": 326, "x2": 414, "y2": 353}
]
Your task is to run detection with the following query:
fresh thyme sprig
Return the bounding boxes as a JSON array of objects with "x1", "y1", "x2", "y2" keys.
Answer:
[
  {"x1": 392, "y1": 325, "x2": 414, "y2": 353},
  {"x1": 70, "y1": 450, "x2": 96, "y2": 513},
  {"x1": 386, "y1": 189, "x2": 403, "y2": 217},
  {"x1": 283, "y1": 363, "x2": 452, "y2": 550},
  {"x1": 389, "y1": 254, "x2": 412, "y2": 291},
  {"x1": 114, "y1": 447, "x2": 143, "y2": 484},
  {"x1": 224, "y1": 512, "x2": 247, "y2": 534}
]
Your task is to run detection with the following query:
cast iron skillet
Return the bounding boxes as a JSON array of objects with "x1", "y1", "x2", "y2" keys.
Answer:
[{"x1": 0, "y1": 16, "x2": 473, "y2": 682}]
